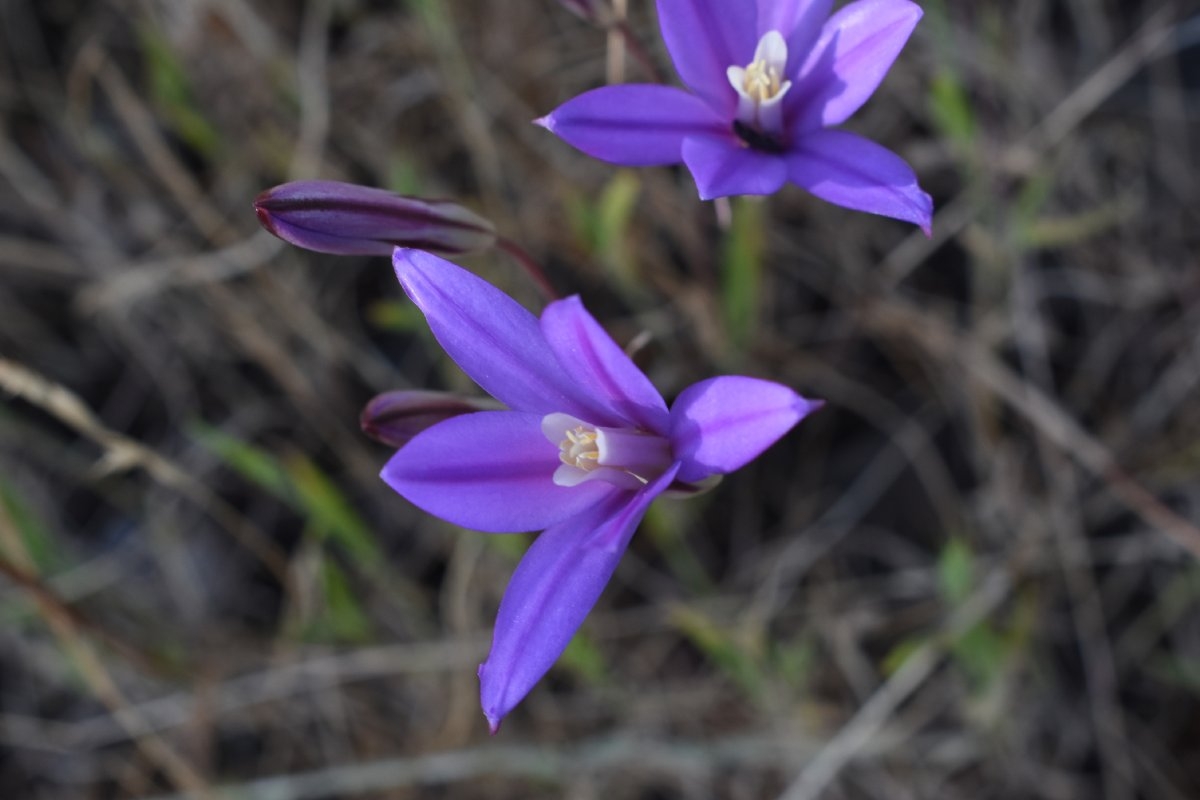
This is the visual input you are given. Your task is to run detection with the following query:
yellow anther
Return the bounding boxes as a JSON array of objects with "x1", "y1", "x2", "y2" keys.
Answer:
[
  {"x1": 727, "y1": 31, "x2": 792, "y2": 138},
  {"x1": 559, "y1": 426, "x2": 601, "y2": 471},
  {"x1": 742, "y1": 59, "x2": 783, "y2": 103}
]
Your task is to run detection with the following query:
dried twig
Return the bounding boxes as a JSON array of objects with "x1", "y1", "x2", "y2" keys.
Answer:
[
  {"x1": 862, "y1": 301, "x2": 1200, "y2": 561},
  {"x1": 777, "y1": 569, "x2": 1013, "y2": 800},
  {"x1": 0, "y1": 357, "x2": 293, "y2": 584},
  {"x1": 0, "y1": 496, "x2": 212, "y2": 798}
]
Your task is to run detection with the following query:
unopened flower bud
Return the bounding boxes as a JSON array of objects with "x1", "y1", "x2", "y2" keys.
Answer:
[
  {"x1": 254, "y1": 180, "x2": 496, "y2": 257},
  {"x1": 361, "y1": 390, "x2": 499, "y2": 448}
]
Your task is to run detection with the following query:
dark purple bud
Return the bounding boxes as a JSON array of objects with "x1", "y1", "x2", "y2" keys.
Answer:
[
  {"x1": 557, "y1": 0, "x2": 613, "y2": 24},
  {"x1": 361, "y1": 390, "x2": 499, "y2": 448},
  {"x1": 255, "y1": 180, "x2": 496, "y2": 257}
]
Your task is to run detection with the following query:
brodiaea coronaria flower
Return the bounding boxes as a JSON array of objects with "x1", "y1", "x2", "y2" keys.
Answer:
[
  {"x1": 384, "y1": 248, "x2": 822, "y2": 730},
  {"x1": 537, "y1": 0, "x2": 932, "y2": 232}
]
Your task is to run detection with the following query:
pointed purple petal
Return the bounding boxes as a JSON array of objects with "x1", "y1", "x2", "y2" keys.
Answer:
[
  {"x1": 656, "y1": 0, "x2": 757, "y2": 115},
  {"x1": 381, "y1": 411, "x2": 616, "y2": 533},
  {"x1": 537, "y1": 85, "x2": 725, "y2": 167},
  {"x1": 786, "y1": 129, "x2": 932, "y2": 233},
  {"x1": 393, "y1": 249, "x2": 603, "y2": 419},
  {"x1": 478, "y1": 463, "x2": 680, "y2": 730},
  {"x1": 681, "y1": 136, "x2": 788, "y2": 200},
  {"x1": 670, "y1": 376, "x2": 821, "y2": 483},
  {"x1": 758, "y1": 0, "x2": 834, "y2": 80},
  {"x1": 791, "y1": 0, "x2": 923, "y2": 129},
  {"x1": 539, "y1": 296, "x2": 669, "y2": 434}
]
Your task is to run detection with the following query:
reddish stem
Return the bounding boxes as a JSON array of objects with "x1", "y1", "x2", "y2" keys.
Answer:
[
  {"x1": 613, "y1": 19, "x2": 666, "y2": 84},
  {"x1": 496, "y1": 236, "x2": 559, "y2": 301}
]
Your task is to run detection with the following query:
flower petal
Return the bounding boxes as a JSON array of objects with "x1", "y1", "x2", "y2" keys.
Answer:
[
  {"x1": 478, "y1": 463, "x2": 680, "y2": 731},
  {"x1": 393, "y1": 249, "x2": 603, "y2": 419},
  {"x1": 539, "y1": 296, "x2": 669, "y2": 434},
  {"x1": 656, "y1": 0, "x2": 757, "y2": 115},
  {"x1": 537, "y1": 85, "x2": 725, "y2": 167},
  {"x1": 381, "y1": 411, "x2": 615, "y2": 533},
  {"x1": 757, "y1": 0, "x2": 833, "y2": 79},
  {"x1": 791, "y1": 0, "x2": 922, "y2": 128},
  {"x1": 670, "y1": 376, "x2": 821, "y2": 483},
  {"x1": 786, "y1": 129, "x2": 932, "y2": 233},
  {"x1": 681, "y1": 136, "x2": 788, "y2": 200}
]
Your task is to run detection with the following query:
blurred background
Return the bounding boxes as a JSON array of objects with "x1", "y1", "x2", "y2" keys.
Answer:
[{"x1": 2, "y1": 0, "x2": 1199, "y2": 797}]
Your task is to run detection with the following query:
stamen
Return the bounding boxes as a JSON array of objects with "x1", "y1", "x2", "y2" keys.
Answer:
[
  {"x1": 726, "y1": 30, "x2": 792, "y2": 143},
  {"x1": 542, "y1": 412, "x2": 673, "y2": 490},
  {"x1": 559, "y1": 427, "x2": 601, "y2": 471},
  {"x1": 741, "y1": 55, "x2": 783, "y2": 104}
]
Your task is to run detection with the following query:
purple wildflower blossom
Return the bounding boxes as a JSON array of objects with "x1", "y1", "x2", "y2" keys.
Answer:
[
  {"x1": 537, "y1": 0, "x2": 933, "y2": 232},
  {"x1": 383, "y1": 248, "x2": 822, "y2": 730}
]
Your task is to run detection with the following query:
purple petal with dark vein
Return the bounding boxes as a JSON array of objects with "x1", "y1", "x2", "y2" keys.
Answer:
[
  {"x1": 536, "y1": 85, "x2": 725, "y2": 167},
  {"x1": 656, "y1": 0, "x2": 757, "y2": 115},
  {"x1": 758, "y1": 0, "x2": 833, "y2": 80},
  {"x1": 381, "y1": 411, "x2": 616, "y2": 533},
  {"x1": 670, "y1": 376, "x2": 821, "y2": 483},
  {"x1": 681, "y1": 136, "x2": 788, "y2": 200},
  {"x1": 393, "y1": 249, "x2": 606, "y2": 420},
  {"x1": 256, "y1": 214, "x2": 392, "y2": 256},
  {"x1": 790, "y1": 0, "x2": 923, "y2": 129},
  {"x1": 539, "y1": 296, "x2": 669, "y2": 435},
  {"x1": 786, "y1": 129, "x2": 932, "y2": 234},
  {"x1": 478, "y1": 463, "x2": 680, "y2": 731},
  {"x1": 255, "y1": 180, "x2": 496, "y2": 256}
]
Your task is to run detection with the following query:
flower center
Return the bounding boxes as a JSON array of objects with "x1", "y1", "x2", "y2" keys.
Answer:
[
  {"x1": 740, "y1": 53, "x2": 785, "y2": 105},
  {"x1": 559, "y1": 426, "x2": 601, "y2": 472},
  {"x1": 543, "y1": 413, "x2": 673, "y2": 491},
  {"x1": 726, "y1": 30, "x2": 792, "y2": 147}
]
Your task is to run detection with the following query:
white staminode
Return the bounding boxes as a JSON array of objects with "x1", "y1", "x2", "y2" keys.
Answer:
[
  {"x1": 542, "y1": 413, "x2": 673, "y2": 490},
  {"x1": 726, "y1": 30, "x2": 792, "y2": 135},
  {"x1": 559, "y1": 425, "x2": 600, "y2": 471}
]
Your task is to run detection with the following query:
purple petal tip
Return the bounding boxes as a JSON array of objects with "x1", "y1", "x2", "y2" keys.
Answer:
[
  {"x1": 253, "y1": 203, "x2": 279, "y2": 237},
  {"x1": 533, "y1": 115, "x2": 554, "y2": 132},
  {"x1": 480, "y1": 661, "x2": 503, "y2": 733}
]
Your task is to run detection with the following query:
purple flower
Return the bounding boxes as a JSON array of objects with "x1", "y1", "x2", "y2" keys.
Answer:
[
  {"x1": 384, "y1": 248, "x2": 822, "y2": 730},
  {"x1": 254, "y1": 180, "x2": 496, "y2": 256},
  {"x1": 537, "y1": 0, "x2": 932, "y2": 232}
]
